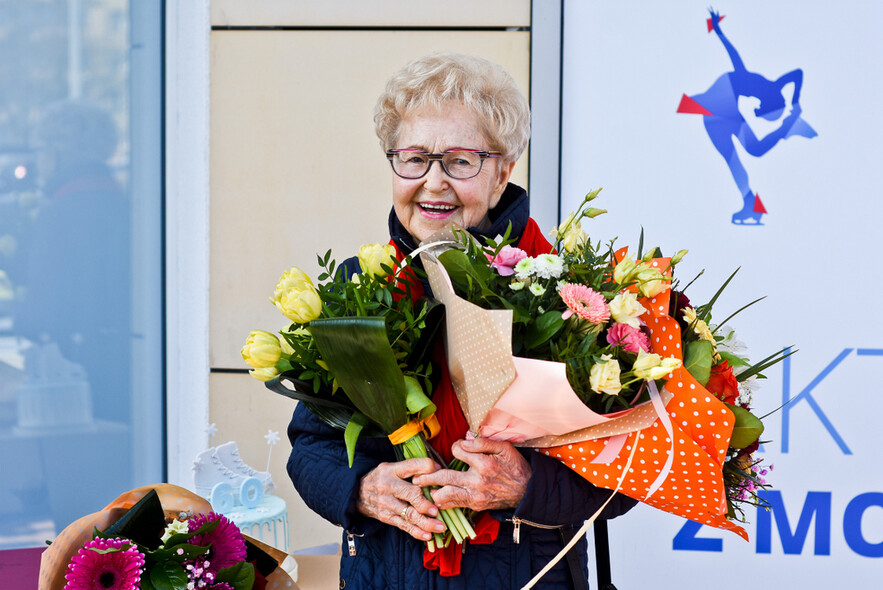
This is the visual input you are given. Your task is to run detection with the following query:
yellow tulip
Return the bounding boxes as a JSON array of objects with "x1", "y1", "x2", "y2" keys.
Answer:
[
  {"x1": 272, "y1": 286, "x2": 322, "y2": 324},
  {"x1": 270, "y1": 267, "x2": 323, "y2": 324},
  {"x1": 274, "y1": 266, "x2": 314, "y2": 294},
  {"x1": 241, "y1": 329, "x2": 283, "y2": 368},
  {"x1": 357, "y1": 243, "x2": 396, "y2": 278},
  {"x1": 249, "y1": 366, "x2": 280, "y2": 382}
]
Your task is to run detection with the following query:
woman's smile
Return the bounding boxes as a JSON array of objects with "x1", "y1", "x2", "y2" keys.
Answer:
[{"x1": 417, "y1": 201, "x2": 458, "y2": 217}]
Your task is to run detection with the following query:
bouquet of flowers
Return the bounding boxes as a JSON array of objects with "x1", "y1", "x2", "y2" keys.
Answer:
[
  {"x1": 241, "y1": 245, "x2": 476, "y2": 549},
  {"x1": 419, "y1": 188, "x2": 790, "y2": 538},
  {"x1": 39, "y1": 484, "x2": 292, "y2": 590}
]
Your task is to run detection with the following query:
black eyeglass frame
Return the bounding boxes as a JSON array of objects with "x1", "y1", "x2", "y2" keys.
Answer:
[{"x1": 385, "y1": 148, "x2": 502, "y2": 180}]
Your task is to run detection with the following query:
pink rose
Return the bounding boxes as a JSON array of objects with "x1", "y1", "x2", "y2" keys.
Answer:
[
  {"x1": 491, "y1": 246, "x2": 528, "y2": 276},
  {"x1": 606, "y1": 322, "x2": 650, "y2": 354}
]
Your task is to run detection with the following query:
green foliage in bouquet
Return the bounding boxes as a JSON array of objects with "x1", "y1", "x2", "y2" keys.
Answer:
[
  {"x1": 243, "y1": 244, "x2": 476, "y2": 550},
  {"x1": 242, "y1": 245, "x2": 442, "y2": 438}
]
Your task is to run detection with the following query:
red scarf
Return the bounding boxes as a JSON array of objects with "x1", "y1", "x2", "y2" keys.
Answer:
[{"x1": 389, "y1": 219, "x2": 553, "y2": 576}]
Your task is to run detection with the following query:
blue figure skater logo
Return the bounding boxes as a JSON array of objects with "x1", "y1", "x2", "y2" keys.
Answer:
[{"x1": 678, "y1": 10, "x2": 817, "y2": 224}]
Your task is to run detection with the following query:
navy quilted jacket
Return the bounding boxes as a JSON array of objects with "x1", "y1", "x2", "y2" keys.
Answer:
[{"x1": 287, "y1": 185, "x2": 637, "y2": 589}]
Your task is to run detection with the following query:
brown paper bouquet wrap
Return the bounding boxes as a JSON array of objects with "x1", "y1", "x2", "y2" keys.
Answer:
[{"x1": 38, "y1": 483, "x2": 297, "y2": 590}]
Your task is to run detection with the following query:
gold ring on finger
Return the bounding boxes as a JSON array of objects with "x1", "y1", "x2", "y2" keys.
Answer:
[{"x1": 400, "y1": 506, "x2": 409, "y2": 520}]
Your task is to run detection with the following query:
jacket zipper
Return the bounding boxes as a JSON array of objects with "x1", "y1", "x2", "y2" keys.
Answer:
[
  {"x1": 509, "y1": 517, "x2": 565, "y2": 544},
  {"x1": 346, "y1": 531, "x2": 362, "y2": 556}
]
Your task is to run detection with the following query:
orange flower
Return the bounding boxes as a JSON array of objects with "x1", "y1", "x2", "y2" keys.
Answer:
[{"x1": 706, "y1": 360, "x2": 739, "y2": 405}]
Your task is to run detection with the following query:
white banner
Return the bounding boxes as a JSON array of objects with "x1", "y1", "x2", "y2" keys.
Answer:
[{"x1": 561, "y1": 2, "x2": 883, "y2": 588}]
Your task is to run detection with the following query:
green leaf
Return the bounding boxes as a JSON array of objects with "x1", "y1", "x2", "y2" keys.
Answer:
[
  {"x1": 310, "y1": 317, "x2": 409, "y2": 434},
  {"x1": 264, "y1": 375, "x2": 384, "y2": 438},
  {"x1": 726, "y1": 403, "x2": 765, "y2": 449},
  {"x1": 712, "y1": 296, "x2": 765, "y2": 334},
  {"x1": 736, "y1": 346, "x2": 797, "y2": 382},
  {"x1": 716, "y1": 351, "x2": 749, "y2": 369},
  {"x1": 344, "y1": 412, "x2": 370, "y2": 467},
  {"x1": 148, "y1": 562, "x2": 189, "y2": 590},
  {"x1": 155, "y1": 541, "x2": 208, "y2": 562},
  {"x1": 524, "y1": 310, "x2": 565, "y2": 350},
  {"x1": 438, "y1": 249, "x2": 488, "y2": 290},
  {"x1": 403, "y1": 375, "x2": 435, "y2": 421},
  {"x1": 697, "y1": 267, "x2": 740, "y2": 323},
  {"x1": 684, "y1": 340, "x2": 714, "y2": 386},
  {"x1": 215, "y1": 561, "x2": 256, "y2": 590}
]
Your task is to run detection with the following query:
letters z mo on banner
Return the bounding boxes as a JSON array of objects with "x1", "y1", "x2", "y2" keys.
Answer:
[{"x1": 673, "y1": 348, "x2": 883, "y2": 559}]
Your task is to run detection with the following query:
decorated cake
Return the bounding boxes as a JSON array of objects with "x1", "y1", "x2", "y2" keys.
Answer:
[
  {"x1": 225, "y1": 495, "x2": 289, "y2": 553},
  {"x1": 192, "y1": 438, "x2": 290, "y2": 553}
]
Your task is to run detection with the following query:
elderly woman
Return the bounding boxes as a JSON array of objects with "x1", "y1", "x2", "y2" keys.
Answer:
[{"x1": 287, "y1": 53, "x2": 636, "y2": 589}]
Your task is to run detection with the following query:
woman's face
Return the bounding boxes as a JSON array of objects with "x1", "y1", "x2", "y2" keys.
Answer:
[{"x1": 391, "y1": 102, "x2": 515, "y2": 243}]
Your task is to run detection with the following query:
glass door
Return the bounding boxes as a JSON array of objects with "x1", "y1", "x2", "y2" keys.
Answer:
[{"x1": 0, "y1": 0, "x2": 163, "y2": 549}]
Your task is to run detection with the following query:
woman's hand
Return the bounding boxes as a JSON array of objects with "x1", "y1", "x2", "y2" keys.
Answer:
[
  {"x1": 356, "y1": 458, "x2": 448, "y2": 542},
  {"x1": 411, "y1": 438, "x2": 532, "y2": 512}
]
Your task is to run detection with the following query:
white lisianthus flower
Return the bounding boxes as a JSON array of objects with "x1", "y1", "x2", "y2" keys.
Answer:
[
  {"x1": 533, "y1": 254, "x2": 566, "y2": 279},
  {"x1": 161, "y1": 519, "x2": 190, "y2": 543},
  {"x1": 608, "y1": 292, "x2": 647, "y2": 329},
  {"x1": 590, "y1": 354, "x2": 622, "y2": 395},
  {"x1": 633, "y1": 350, "x2": 682, "y2": 380},
  {"x1": 550, "y1": 213, "x2": 588, "y2": 253},
  {"x1": 514, "y1": 257, "x2": 535, "y2": 280},
  {"x1": 529, "y1": 282, "x2": 546, "y2": 296},
  {"x1": 736, "y1": 374, "x2": 758, "y2": 406},
  {"x1": 635, "y1": 265, "x2": 667, "y2": 298},
  {"x1": 716, "y1": 325, "x2": 748, "y2": 357},
  {"x1": 613, "y1": 256, "x2": 638, "y2": 285}
]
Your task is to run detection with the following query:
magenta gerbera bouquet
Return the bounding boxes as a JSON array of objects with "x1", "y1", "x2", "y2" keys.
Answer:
[
  {"x1": 63, "y1": 503, "x2": 252, "y2": 590},
  {"x1": 40, "y1": 485, "x2": 289, "y2": 590}
]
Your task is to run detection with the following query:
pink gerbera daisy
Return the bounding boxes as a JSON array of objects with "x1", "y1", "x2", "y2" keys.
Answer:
[
  {"x1": 187, "y1": 512, "x2": 247, "y2": 576},
  {"x1": 559, "y1": 284, "x2": 610, "y2": 324},
  {"x1": 64, "y1": 537, "x2": 144, "y2": 590}
]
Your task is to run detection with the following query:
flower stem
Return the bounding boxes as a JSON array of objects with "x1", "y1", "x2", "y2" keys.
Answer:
[{"x1": 400, "y1": 434, "x2": 476, "y2": 546}]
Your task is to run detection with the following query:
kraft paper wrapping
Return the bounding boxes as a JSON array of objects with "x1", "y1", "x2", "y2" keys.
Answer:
[
  {"x1": 421, "y1": 240, "x2": 516, "y2": 435},
  {"x1": 38, "y1": 483, "x2": 298, "y2": 590},
  {"x1": 421, "y1": 241, "x2": 746, "y2": 538}
]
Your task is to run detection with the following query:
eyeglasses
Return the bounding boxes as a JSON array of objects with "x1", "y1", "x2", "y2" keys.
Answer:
[{"x1": 386, "y1": 149, "x2": 502, "y2": 180}]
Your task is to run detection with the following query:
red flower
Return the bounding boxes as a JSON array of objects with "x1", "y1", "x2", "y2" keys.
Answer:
[{"x1": 705, "y1": 360, "x2": 739, "y2": 405}]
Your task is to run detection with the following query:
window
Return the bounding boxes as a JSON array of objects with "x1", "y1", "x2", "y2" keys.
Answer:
[{"x1": 0, "y1": 0, "x2": 162, "y2": 549}]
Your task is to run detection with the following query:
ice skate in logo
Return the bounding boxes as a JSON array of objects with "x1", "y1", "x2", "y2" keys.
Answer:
[{"x1": 678, "y1": 10, "x2": 817, "y2": 225}]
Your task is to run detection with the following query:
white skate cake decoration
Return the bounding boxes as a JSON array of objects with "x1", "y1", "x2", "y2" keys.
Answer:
[{"x1": 192, "y1": 429, "x2": 289, "y2": 553}]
